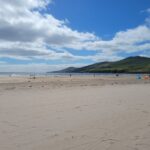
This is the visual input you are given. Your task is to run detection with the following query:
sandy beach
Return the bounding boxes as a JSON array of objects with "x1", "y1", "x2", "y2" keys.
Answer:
[{"x1": 0, "y1": 75, "x2": 150, "y2": 150}]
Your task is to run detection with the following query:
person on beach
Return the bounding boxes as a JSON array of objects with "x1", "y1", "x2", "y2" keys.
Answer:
[{"x1": 116, "y1": 74, "x2": 119, "y2": 77}]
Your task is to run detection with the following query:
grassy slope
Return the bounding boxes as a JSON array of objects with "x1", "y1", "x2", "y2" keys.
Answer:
[{"x1": 53, "y1": 56, "x2": 150, "y2": 73}]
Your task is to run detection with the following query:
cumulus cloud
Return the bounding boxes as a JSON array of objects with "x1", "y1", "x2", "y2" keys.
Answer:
[
  {"x1": 0, "y1": 0, "x2": 149, "y2": 68},
  {"x1": 0, "y1": 0, "x2": 99, "y2": 62},
  {"x1": 0, "y1": 0, "x2": 52, "y2": 10},
  {"x1": 146, "y1": 8, "x2": 150, "y2": 13},
  {"x1": 85, "y1": 25, "x2": 150, "y2": 52}
]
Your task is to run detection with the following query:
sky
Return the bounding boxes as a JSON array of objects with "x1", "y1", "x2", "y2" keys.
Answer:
[{"x1": 0, "y1": 0, "x2": 150, "y2": 72}]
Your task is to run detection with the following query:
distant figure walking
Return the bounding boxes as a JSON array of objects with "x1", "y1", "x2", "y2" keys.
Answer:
[
  {"x1": 136, "y1": 74, "x2": 141, "y2": 80},
  {"x1": 69, "y1": 74, "x2": 72, "y2": 78},
  {"x1": 116, "y1": 74, "x2": 119, "y2": 77}
]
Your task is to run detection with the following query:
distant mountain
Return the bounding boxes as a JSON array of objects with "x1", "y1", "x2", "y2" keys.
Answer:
[
  {"x1": 52, "y1": 67, "x2": 77, "y2": 73},
  {"x1": 51, "y1": 56, "x2": 150, "y2": 73}
]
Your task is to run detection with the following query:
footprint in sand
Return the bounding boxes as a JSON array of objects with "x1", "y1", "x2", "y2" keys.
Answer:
[
  {"x1": 134, "y1": 136, "x2": 140, "y2": 140},
  {"x1": 5, "y1": 87, "x2": 16, "y2": 90},
  {"x1": 147, "y1": 122, "x2": 150, "y2": 127},
  {"x1": 51, "y1": 133, "x2": 59, "y2": 138},
  {"x1": 74, "y1": 106, "x2": 83, "y2": 111},
  {"x1": 142, "y1": 110, "x2": 149, "y2": 114},
  {"x1": 75, "y1": 106, "x2": 81, "y2": 109}
]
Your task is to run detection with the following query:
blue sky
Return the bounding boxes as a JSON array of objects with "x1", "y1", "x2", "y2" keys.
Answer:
[
  {"x1": 49, "y1": 0, "x2": 150, "y2": 38},
  {"x1": 0, "y1": 0, "x2": 150, "y2": 72}
]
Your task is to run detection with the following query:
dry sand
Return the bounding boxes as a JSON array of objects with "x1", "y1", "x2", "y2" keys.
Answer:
[{"x1": 0, "y1": 75, "x2": 150, "y2": 150}]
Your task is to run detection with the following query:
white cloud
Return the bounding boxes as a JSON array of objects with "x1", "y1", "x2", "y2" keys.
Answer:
[
  {"x1": 0, "y1": 0, "x2": 149, "y2": 67},
  {"x1": 77, "y1": 25, "x2": 150, "y2": 50},
  {"x1": 0, "y1": 0, "x2": 99, "y2": 61},
  {"x1": 0, "y1": 0, "x2": 97, "y2": 45},
  {"x1": 147, "y1": 8, "x2": 150, "y2": 13},
  {"x1": 0, "y1": 0, "x2": 52, "y2": 10}
]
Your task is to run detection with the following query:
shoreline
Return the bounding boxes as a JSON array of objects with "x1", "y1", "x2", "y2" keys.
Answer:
[{"x1": 0, "y1": 75, "x2": 150, "y2": 90}]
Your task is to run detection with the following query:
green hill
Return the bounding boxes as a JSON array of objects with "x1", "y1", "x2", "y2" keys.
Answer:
[{"x1": 52, "y1": 56, "x2": 150, "y2": 73}]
